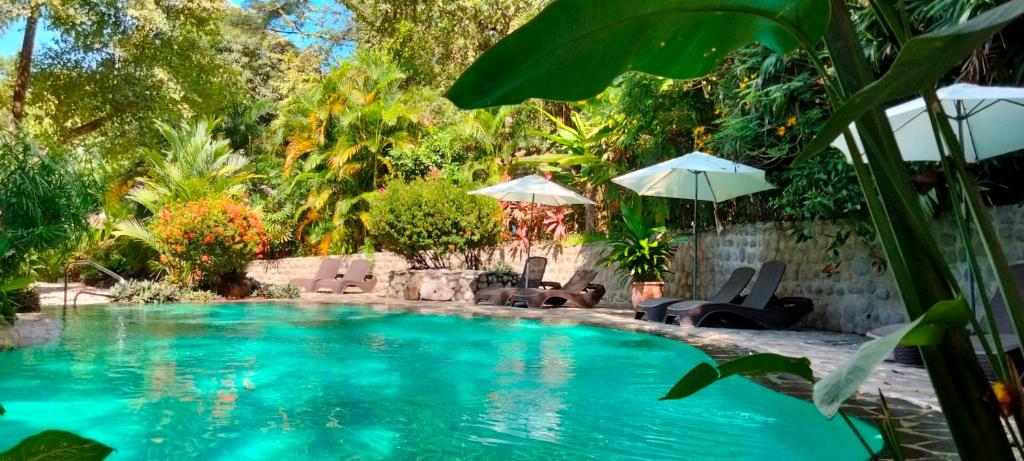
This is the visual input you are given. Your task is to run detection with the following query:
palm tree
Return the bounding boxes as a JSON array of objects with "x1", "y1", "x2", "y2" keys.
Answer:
[
  {"x1": 276, "y1": 50, "x2": 433, "y2": 253},
  {"x1": 114, "y1": 119, "x2": 254, "y2": 247},
  {"x1": 524, "y1": 107, "x2": 620, "y2": 232}
]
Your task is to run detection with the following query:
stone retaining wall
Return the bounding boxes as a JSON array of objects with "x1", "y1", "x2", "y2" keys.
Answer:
[
  {"x1": 246, "y1": 253, "x2": 408, "y2": 289},
  {"x1": 245, "y1": 204, "x2": 1024, "y2": 334},
  {"x1": 0, "y1": 313, "x2": 61, "y2": 350},
  {"x1": 385, "y1": 270, "x2": 483, "y2": 302}
]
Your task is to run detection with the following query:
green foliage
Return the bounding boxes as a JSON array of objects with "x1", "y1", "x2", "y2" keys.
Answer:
[
  {"x1": 797, "y1": 0, "x2": 1024, "y2": 164},
  {"x1": 813, "y1": 297, "x2": 970, "y2": 417},
  {"x1": 660, "y1": 353, "x2": 815, "y2": 400},
  {"x1": 597, "y1": 204, "x2": 684, "y2": 285},
  {"x1": 113, "y1": 119, "x2": 258, "y2": 273},
  {"x1": 0, "y1": 429, "x2": 112, "y2": 461},
  {"x1": 277, "y1": 50, "x2": 437, "y2": 253},
  {"x1": 124, "y1": 119, "x2": 255, "y2": 213},
  {"x1": 0, "y1": 278, "x2": 31, "y2": 325},
  {"x1": 149, "y1": 197, "x2": 269, "y2": 286},
  {"x1": 180, "y1": 289, "x2": 218, "y2": 303},
  {"x1": 0, "y1": 130, "x2": 94, "y2": 323},
  {"x1": 346, "y1": 0, "x2": 545, "y2": 88},
  {"x1": 255, "y1": 283, "x2": 302, "y2": 299},
  {"x1": 369, "y1": 178, "x2": 504, "y2": 269},
  {"x1": 445, "y1": 0, "x2": 831, "y2": 108},
  {"x1": 0, "y1": 131, "x2": 95, "y2": 280},
  {"x1": 19, "y1": 1, "x2": 248, "y2": 157},
  {"x1": 109, "y1": 280, "x2": 182, "y2": 304}
]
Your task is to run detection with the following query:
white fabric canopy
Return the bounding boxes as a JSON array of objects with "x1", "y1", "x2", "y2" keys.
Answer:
[
  {"x1": 611, "y1": 151, "x2": 775, "y2": 202},
  {"x1": 612, "y1": 151, "x2": 774, "y2": 299},
  {"x1": 469, "y1": 174, "x2": 595, "y2": 206},
  {"x1": 832, "y1": 83, "x2": 1024, "y2": 163}
]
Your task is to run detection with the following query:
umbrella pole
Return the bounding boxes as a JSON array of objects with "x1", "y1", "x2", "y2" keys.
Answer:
[{"x1": 692, "y1": 172, "x2": 699, "y2": 300}]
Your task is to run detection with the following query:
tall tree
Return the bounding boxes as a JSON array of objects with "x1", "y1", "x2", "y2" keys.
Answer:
[
  {"x1": 276, "y1": 50, "x2": 434, "y2": 253},
  {"x1": 342, "y1": 0, "x2": 547, "y2": 88},
  {"x1": 9, "y1": 3, "x2": 37, "y2": 124}
]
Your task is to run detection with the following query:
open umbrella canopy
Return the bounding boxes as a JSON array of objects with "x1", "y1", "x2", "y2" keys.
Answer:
[
  {"x1": 469, "y1": 175, "x2": 596, "y2": 206},
  {"x1": 612, "y1": 151, "x2": 774, "y2": 299},
  {"x1": 832, "y1": 83, "x2": 1024, "y2": 163},
  {"x1": 611, "y1": 151, "x2": 775, "y2": 202}
]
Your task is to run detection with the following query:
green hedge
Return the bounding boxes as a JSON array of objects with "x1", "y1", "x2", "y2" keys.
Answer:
[{"x1": 370, "y1": 178, "x2": 504, "y2": 269}]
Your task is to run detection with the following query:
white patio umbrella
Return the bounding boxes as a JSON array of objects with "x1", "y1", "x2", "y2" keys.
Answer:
[
  {"x1": 832, "y1": 84, "x2": 1024, "y2": 311},
  {"x1": 832, "y1": 83, "x2": 1024, "y2": 163},
  {"x1": 612, "y1": 151, "x2": 775, "y2": 299},
  {"x1": 469, "y1": 175, "x2": 595, "y2": 270}
]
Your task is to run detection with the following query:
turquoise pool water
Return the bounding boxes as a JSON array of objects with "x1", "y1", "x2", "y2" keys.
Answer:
[{"x1": 0, "y1": 304, "x2": 881, "y2": 459}]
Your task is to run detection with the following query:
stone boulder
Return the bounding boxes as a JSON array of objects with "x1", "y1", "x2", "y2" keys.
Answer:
[{"x1": 419, "y1": 279, "x2": 455, "y2": 301}]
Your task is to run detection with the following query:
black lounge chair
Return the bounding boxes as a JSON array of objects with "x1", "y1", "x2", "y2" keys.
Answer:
[
  {"x1": 474, "y1": 257, "x2": 551, "y2": 305},
  {"x1": 314, "y1": 259, "x2": 378, "y2": 294},
  {"x1": 973, "y1": 263, "x2": 1024, "y2": 377},
  {"x1": 289, "y1": 257, "x2": 342, "y2": 292},
  {"x1": 635, "y1": 267, "x2": 755, "y2": 322},
  {"x1": 507, "y1": 270, "x2": 605, "y2": 309},
  {"x1": 667, "y1": 261, "x2": 811, "y2": 329}
]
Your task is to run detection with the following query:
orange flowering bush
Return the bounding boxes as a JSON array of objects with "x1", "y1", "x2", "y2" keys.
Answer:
[{"x1": 151, "y1": 197, "x2": 269, "y2": 285}]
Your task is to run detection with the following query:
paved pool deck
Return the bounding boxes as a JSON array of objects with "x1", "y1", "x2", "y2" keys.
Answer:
[{"x1": 38, "y1": 284, "x2": 957, "y2": 459}]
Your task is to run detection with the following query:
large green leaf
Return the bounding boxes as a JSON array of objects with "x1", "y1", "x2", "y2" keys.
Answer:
[
  {"x1": 813, "y1": 297, "x2": 970, "y2": 418},
  {"x1": 0, "y1": 430, "x2": 113, "y2": 461},
  {"x1": 446, "y1": 0, "x2": 831, "y2": 108},
  {"x1": 0, "y1": 278, "x2": 31, "y2": 294},
  {"x1": 795, "y1": 0, "x2": 1024, "y2": 163},
  {"x1": 660, "y1": 353, "x2": 814, "y2": 400}
]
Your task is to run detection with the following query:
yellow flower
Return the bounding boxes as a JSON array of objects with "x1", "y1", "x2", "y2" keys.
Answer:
[
  {"x1": 992, "y1": 381, "x2": 1020, "y2": 416},
  {"x1": 776, "y1": 126, "x2": 786, "y2": 137},
  {"x1": 786, "y1": 116, "x2": 797, "y2": 127}
]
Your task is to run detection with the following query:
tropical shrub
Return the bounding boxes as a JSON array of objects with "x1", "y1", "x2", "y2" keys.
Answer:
[
  {"x1": 255, "y1": 283, "x2": 302, "y2": 299},
  {"x1": 124, "y1": 119, "x2": 255, "y2": 212},
  {"x1": 0, "y1": 131, "x2": 95, "y2": 323},
  {"x1": 597, "y1": 204, "x2": 685, "y2": 286},
  {"x1": 181, "y1": 290, "x2": 218, "y2": 303},
  {"x1": 276, "y1": 50, "x2": 436, "y2": 254},
  {"x1": 369, "y1": 178, "x2": 504, "y2": 269},
  {"x1": 150, "y1": 197, "x2": 269, "y2": 286},
  {"x1": 109, "y1": 280, "x2": 182, "y2": 304},
  {"x1": 9, "y1": 289, "x2": 41, "y2": 314}
]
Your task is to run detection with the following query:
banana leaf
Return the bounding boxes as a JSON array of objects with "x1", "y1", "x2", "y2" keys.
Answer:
[{"x1": 446, "y1": 0, "x2": 830, "y2": 108}]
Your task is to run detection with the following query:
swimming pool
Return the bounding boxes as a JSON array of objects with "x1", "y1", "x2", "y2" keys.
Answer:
[{"x1": 0, "y1": 304, "x2": 881, "y2": 459}]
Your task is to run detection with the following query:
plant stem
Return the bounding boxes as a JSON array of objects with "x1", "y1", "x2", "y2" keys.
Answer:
[{"x1": 821, "y1": 0, "x2": 1013, "y2": 457}]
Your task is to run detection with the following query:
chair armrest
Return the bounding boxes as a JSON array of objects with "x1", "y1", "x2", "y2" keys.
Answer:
[{"x1": 540, "y1": 281, "x2": 562, "y2": 290}]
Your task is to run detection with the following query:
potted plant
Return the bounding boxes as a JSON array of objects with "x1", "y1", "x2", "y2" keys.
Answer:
[{"x1": 597, "y1": 205, "x2": 685, "y2": 309}]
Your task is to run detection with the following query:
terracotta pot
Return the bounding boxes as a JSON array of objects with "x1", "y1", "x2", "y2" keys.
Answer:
[{"x1": 630, "y1": 281, "x2": 664, "y2": 310}]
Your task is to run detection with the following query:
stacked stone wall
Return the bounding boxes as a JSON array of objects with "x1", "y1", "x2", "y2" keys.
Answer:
[{"x1": 247, "y1": 204, "x2": 1024, "y2": 333}]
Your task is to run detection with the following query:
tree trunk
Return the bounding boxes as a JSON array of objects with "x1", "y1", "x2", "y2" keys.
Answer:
[
  {"x1": 824, "y1": 1, "x2": 1013, "y2": 458},
  {"x1": 11, "y1": 5, "x2": 39, "y2": 124},
  {"x1": 61, "y1": 115, "x2": 113, "y2": 142}
]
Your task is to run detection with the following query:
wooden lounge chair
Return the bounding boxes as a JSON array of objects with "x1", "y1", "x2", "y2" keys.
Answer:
[
  {"x1": 635, "y1": 266, "x2": 755, "y2": 322},
  {"x1": 507, "y1": 270, "x2": 605, "y2": 309},
  {"x1": 314, "y1": 259, "x2": 378, "y2": 294},
  {"x1": 667, "y1": 261, "x2": 811, "y2": 329},
  {"x1": 289, "y1": 257, "x2": 343, "y2": 292},
  {"x1": 474, "y1": 257, "x2": 551, "y2": 305}
]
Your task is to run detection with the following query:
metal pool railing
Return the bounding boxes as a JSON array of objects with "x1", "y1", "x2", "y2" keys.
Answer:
[{"x1": 63, "y1": 259, "x2": 125, "y2": 310}]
